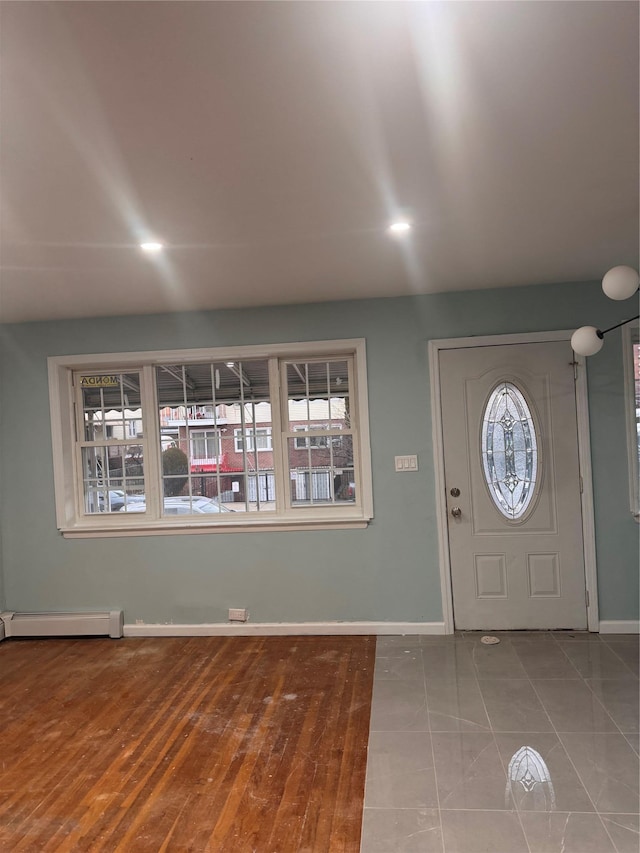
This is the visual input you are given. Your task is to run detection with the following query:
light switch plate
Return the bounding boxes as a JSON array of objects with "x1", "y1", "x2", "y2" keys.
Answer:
[{"x1": 395, "y1": 454, "x2": 418, "y2": 472}]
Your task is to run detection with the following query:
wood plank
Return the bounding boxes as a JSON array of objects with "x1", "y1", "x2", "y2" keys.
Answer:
[{"x1": 0, "y1": 635, "x2": 375, "y2": 852}]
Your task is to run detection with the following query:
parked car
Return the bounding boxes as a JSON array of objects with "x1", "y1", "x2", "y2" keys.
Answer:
[
  {"x1": 98, "y1": 490, "x2": 146, "y2": 511},
  {"x1": 120, "y1": 496, "x2": 233, "y2": 514}
]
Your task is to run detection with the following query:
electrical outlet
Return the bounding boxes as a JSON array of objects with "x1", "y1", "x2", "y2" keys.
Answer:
[{"x1": 228, "y1": 608, "x2": 248, "y2": 622}]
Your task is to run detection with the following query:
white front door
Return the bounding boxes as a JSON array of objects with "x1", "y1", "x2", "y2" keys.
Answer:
[{"x1": 439, "y1": 341, "x2": 587, "y2": 630}]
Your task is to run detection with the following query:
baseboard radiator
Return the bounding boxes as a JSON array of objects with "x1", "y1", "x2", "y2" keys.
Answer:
[{"x1": 0, "y1": 610, "x2": 123, "y2": 640}]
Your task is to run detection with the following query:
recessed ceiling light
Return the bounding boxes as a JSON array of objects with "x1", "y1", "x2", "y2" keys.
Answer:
[
  {"x1": 387, "y1": 221, "x2": 412, "y2": 235},
  {"x1": 140, "y1": 241, "x2": 164, "y2": 253}
]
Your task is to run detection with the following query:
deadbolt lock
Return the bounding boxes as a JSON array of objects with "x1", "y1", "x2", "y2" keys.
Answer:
[{"x1": 450, "y1": 487, "x2": 460, "y2": 497}]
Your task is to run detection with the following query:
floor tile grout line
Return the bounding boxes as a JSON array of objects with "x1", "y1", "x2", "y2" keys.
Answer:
[
  {"x1": 558, "y1": 634, "x2": 635, "y2": 752},
  {"x1": 551, "y1": 730, "x2": 633, "y2": 853},
  {"x1": 580, "y1": 681, "x2": 637, "y2": 739},
  {"x1": 541, "y1": 634, "x2": 631, "y2": 740},
  {"x1": 543, "y1": 630, "x2": 586, "y2": 679},
  {"x1": 600, "y1": 636, "x2": 640, "y2": 679},
  {"x1": 519, "y1": 639, "x2": 625, "y2": 853},
  {"x1": 555, "y1": 631, "x2": 639, "y2": 682},
  {"x1": 551, "y1": 635, "x2": 635, "y2": 741},
  {"x1": 623, "y1": 733, "x2": 640, "y2": 757},
  {"x1": 471, "y1": 641, "x2": 532, "y2": 853},
  {"x1": 536, "y1": 636, "x2": 637, "y2": 850},
  {"x1": 420, "y1": 644, "x2": 446, "y2": 853},
  {"x1": 362, "y1": 642, "x2": 442, "y2": 853}
]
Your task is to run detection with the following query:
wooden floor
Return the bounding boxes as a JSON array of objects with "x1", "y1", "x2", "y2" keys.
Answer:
[{"x1": 0, "y1": 635, "x2": 376, "y2": 852}]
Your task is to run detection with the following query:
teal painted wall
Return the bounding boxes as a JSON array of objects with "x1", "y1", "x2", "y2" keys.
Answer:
[
  {"x1": 0, "y1": 281, "x2": 637, "y2": 625},
  {"x1": 587, "y1": 326, "x2": 639, "y2": 620}
]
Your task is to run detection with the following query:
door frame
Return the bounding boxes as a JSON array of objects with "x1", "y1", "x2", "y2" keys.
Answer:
[{"x1": 428, "y1": 331, "x2": 599, "y2": 633}]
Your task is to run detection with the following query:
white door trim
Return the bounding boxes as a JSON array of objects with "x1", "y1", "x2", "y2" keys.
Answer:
[{"x1": 428, "y1": 331, "x2": 599, "y2": 634}]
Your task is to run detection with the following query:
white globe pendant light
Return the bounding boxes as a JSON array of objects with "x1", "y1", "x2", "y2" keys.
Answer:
[
  {"x1": 571, "y1": 265, "x2": 639, "y2": 357},
  {"x1": 602, "y1": 265, "x2": 639, "y2": 301},
  {"x1": 570, "y1": 326, "x2": 604, "y2": 356}
]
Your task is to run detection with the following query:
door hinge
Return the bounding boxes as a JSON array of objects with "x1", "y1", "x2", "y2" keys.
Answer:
[
  {"x1": 585, "y1": 589, "x2": 590, "y2": 607},
  {"x1": 570, "y1": 360, "x2": 579, "y2": 381},
  {"x1": 579, "y1": 475, "x2": 583, "y2": 494}
]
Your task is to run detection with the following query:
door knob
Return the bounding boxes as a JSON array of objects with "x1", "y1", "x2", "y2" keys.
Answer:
[{"x1": 451, "y1": 506, "x2": 462, "y2": 518}]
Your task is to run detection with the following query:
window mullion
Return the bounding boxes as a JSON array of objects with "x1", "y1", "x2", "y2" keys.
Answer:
[
  {"x1": 210, "y1": 364, "x2": 223, "y2": 508},
  {"x1": 304, "y1": 362, "x2": 313, "y2": 506},
  {"x1": 72, "y1": 376, "x2": 87, "y2": 517},
  {"x1": 346, "y1": 355, "x2": 360, "y2": 509},
  {"x1": 249, "y1": 403, "x2": 260, "y2": 512},
  {"x1": 238, "y1": 369, "x2": 248, "y2": 513},
  {"x1": 271, "y1": 357, "x2": 287, "y2": 513},
  {"x1": 142, "y1": 364, "x2": 163, "y2": 519}
]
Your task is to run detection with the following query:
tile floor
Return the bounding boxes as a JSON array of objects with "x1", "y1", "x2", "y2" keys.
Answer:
[{"x1": 360, "y1": 631, "x2": 639, "y2": 853}]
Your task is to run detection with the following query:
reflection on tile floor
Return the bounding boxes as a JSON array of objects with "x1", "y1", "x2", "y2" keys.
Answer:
[{"x1": 361, "y1": 632, "x2": 639, "y2": 853}]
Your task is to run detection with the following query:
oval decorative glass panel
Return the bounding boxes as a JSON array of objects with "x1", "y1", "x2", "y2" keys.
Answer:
[{"x1": 481, "y1": 382, "x2": 538, "y2": 519}]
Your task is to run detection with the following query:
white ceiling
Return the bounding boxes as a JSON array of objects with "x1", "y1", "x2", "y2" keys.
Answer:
[{"x1": 1, "y1": 1, "x2": 638, "y2": 323}]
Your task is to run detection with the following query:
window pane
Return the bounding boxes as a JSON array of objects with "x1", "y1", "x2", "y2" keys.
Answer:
[
  {"x1": 215, "y1": 395, "x2": 273, "y2": 513},
  {"x1": 81, "y1": 445, "x2": 145, "y2": 514},
  {"x1": 160, "y1": 495, "x2": 232, "y2": 516},
  {"x1": 156, "y1": 360, "x2": 273, "y2": 513},
  {"x1": 288, "y1": 435, "x2": 354, "y2": 506},
  {"x1": 286, "y1": 360, "x2": 349, "y2": 431},
  {"x1": 234, "y1": 426, "x2": 272, "y2": 453},
  {"x1": 481, "y1": 382, "x2": 538, "y2": 519},
  {"x1": 334, "y1": 469, "x2": 355, "y2": 503},
  {"x1": 248, "y1": 472, "x2": 277, "y2": 509},
  {"x1": 189, "y1": 429, "x2": 221, "y2": 464},
  {"x1": 81, "y1": 373, "x2": 143, "y2": 441},
  {"x1": 189, "y1": 474, "x2": 217, "y2": 499},
  {"x1": 255, "y1": 429, "x2": 272, "y2": 450}
]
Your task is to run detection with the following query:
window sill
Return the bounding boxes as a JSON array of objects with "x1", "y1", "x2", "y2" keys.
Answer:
[{"x1": 59, "y1": 514, "x2": 371, "y2": 538}]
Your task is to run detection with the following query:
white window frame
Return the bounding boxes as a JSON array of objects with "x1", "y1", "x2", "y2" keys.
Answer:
[
  {"x1": 233, "y1": 427, "x2": 273, "y2": 453},
  {"x1": 48, "y1": 339, "x2": 373, "y2": 537},
  {"x1": 622, "y1": 320, "x2": 640, "y2": 520}
]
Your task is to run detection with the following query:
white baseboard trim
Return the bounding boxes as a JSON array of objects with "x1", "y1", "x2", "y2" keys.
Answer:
[
  {"x1": 124, "y1": 621, "x2": 447, "y2": 638},
  {"x1": 599, "y1": 620, "x2": 640, "y2": 634}
]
